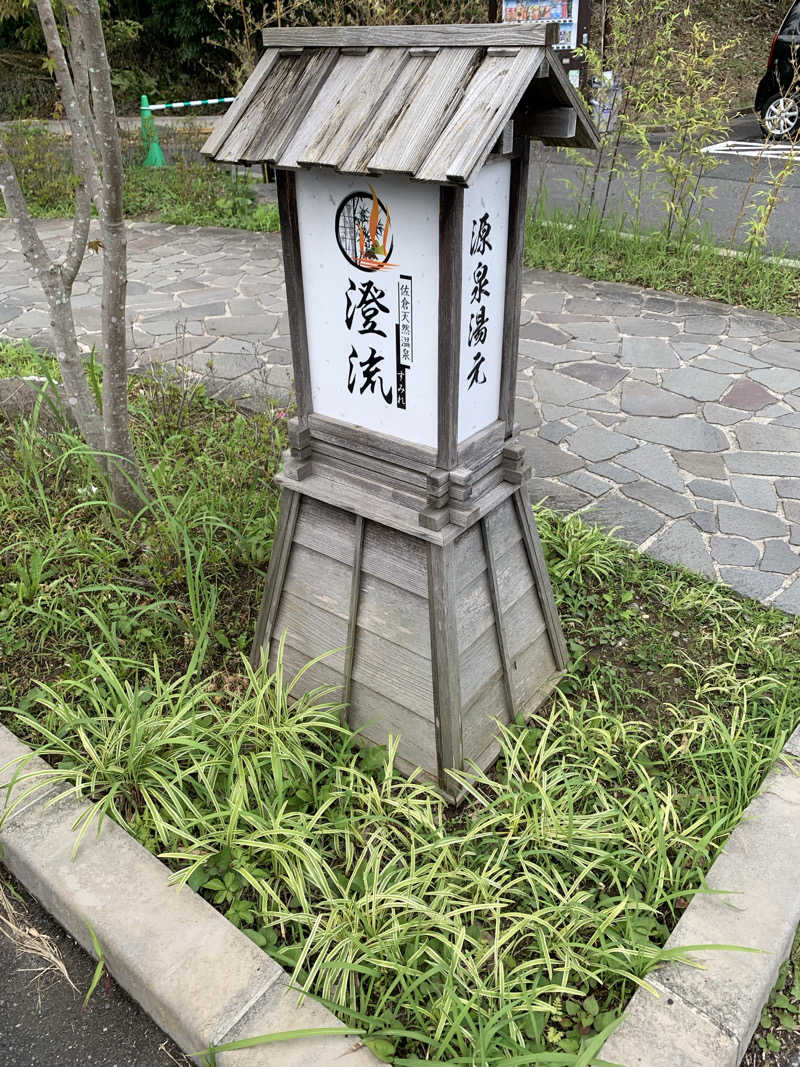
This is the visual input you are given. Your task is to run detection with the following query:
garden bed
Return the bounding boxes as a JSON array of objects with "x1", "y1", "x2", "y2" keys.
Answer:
[{"x1": 1, "y1": 348, "x2": 799, "y2": 1064}]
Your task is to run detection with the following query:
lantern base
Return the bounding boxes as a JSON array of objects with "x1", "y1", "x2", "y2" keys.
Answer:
[{"x1": 251, "y1": 473, "x2": 567, "y2": 799}]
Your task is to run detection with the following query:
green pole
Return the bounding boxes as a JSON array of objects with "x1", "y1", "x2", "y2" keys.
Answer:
[{"x1": 141, "y1": 94, "x2": 166, "y2": 168}]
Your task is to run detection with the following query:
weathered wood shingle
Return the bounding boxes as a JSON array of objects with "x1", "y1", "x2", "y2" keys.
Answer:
[{"x1": 202, "y1": 23, "x2": 597, "y2": 184}]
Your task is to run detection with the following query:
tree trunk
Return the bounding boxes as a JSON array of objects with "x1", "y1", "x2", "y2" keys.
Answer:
[
  {"x1": 0, "y1": 149, "x2": 104, "y2": 453},
  {"x1": 28, "y1": 0, "x2": 147, "y2": 516},
  {"x1": 81, "y1": 0, "x2": 144, "y2": 513}
]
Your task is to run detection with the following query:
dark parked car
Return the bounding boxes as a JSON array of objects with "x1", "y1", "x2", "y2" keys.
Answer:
[{"x1": 756, "y1": 0, "x2": 800, "y2": 139}]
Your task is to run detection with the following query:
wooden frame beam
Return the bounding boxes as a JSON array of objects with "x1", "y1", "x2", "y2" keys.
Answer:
[
  {"x1": 516, "y1": 107, "x2": 578, "y2": 142},
  {"x1": 437, "y1": 184, "x2": 463, "y2": 470},
  {"x1": 427, "y1": 542, "x2": 463, "y2": 788},
  {"x1": 263, "y1": 24, "x2": 558, "y2": 48},
  {"x1": 479, "y1": 516, "x2": 517, "y2": 722},
  {"x1": 275, "y1": 169, "x2": 313, "y2": 422},
  {"x1": 513, "y1": 488, "x2": 569, "y2": 670},
  {"x1": 342, "y1": 515, "x2": 365, "y2": 718},
  {"x1": 249, "y1": 489, "x2": 301, "y2": 668},
  {"x1": 499, "y1": 137, "x2": 530, "y2": 438}
]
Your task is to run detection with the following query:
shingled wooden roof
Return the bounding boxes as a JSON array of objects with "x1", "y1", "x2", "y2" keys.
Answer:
[{"x1": 202, "y1": 23, "x2": 597, "y2": 185}]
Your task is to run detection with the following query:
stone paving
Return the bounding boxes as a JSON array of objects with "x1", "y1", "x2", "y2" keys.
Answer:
[{"x1": 3, "y1": 219, "x2": 800, "y2": 614}]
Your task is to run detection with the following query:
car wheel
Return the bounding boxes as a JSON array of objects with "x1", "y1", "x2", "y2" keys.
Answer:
[{"x1": 761, "y1": 92, "x2": 800, "y2": 139}]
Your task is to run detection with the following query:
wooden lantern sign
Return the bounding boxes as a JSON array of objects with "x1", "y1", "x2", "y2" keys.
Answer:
[{"x1": 203, "y1": 23, "x2": 598, "y2": 797}]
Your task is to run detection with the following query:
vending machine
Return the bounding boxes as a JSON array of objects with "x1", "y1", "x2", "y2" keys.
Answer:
[{"x1": 502, "y1": 0, "x2": 592, "y2": 88}]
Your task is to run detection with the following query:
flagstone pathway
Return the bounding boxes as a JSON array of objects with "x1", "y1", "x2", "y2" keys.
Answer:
[{"x1": 2, "y1": 219, "x2": 800, "y2": 614}]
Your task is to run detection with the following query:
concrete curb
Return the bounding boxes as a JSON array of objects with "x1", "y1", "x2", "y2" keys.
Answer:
[
  {"x1": 0, "y1": 724, "x2": 378, "y2": 1067},
  {"x1": 599, "y1": 723, "x2": 800, "y2": 1067}
]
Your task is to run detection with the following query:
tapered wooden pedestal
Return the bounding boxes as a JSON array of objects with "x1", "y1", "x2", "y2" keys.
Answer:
[{"x1": 251, "y1": 473, "x2": 567, "y2": 797}]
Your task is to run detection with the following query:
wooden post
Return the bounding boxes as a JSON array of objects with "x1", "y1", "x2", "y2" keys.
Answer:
[
  {"x1": 427, "y1": 541, "x2": 463, "y2": 788},
  {"x1": 342, "y1": 514, "x2": 365, "y2": 718},
  {"x1": 499, "y1": 138, "x2": 531, "y2": 438},
  {"x1": 249, "y1": 488, "x2": 301, "y2": 668},
  {"x1": 437, "y1": 185, "x2": 463, "y2": 471},
  {"x1": 275, "y1": 169, "x2": 312, "y2": 423}
]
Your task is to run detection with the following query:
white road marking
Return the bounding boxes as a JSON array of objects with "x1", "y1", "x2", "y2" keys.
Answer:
[{"x1": 702, "y1": 139, "x2": 798, "y2": 159}]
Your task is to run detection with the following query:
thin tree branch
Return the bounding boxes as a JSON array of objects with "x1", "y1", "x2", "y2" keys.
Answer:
[
  {"x1": 35, "y1": 0, "x2": 103, "y2": 213},
  {"x1": 0, "y1": 144, "x2": 53, "y2": 275},
  {"x1": 62, "y1": 183, "x2": 91, "y2": 287}
]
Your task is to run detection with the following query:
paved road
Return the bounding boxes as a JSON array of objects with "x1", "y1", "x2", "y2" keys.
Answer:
[
  {"x1": 2, "y1": 219, "x2": 800, "y2": 613},
  {"x1": 0, "y1": 869, "x2": 189, "y2": 1067},
  {"x1": 529, "y1": 113, "x2": 800, "y2": 257}
]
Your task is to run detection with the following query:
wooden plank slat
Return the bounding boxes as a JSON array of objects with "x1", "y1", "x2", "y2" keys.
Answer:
[
  {"x1": 280, "y1": 536, "x2": 430, "y2": 654},
  {"x1": 367, "y1": 48, "x2": 478, "y2": 176},
  {"x1": 509, "y1": 628, "x2": 558, "y2": 709},
  {"x1": 416, "y1": 47, "x2": 545, "y2": 184},
  {"x1": 348, "y1": 681, "x2": 437, "y2": 773},
  {"x1": 310, "y1": 457, "x2": 422, "y2": 513},
  {"x1": 278, "y1": 52, "x2": 375, "y2": 169},
  {"x1": 273, "y1": 592, "x2": 348, "y2": 671},
  {"x1": 480, "y1": 515, "x2": 516, "y2": 722},
  {"x1": 504, "y1": 586, "x2": 546, "y2": 659},
  {"x1": 457, "y1": 420, "x2": 506, "y2": 467},
  {"x1": 358, "y1": 572, "x2": 431, "y2": 660},
  {"x1": 352, "y1": 625, "x2": 434, "y2": 721},
  {"x1": 343, "y1": 515, "x2": 365, "y2": 715},
  {"x1": 455, "y1": 567, "x2": 494, "y2": 655},
  {"x1": 427, "y1": 543, "x2": 463, "y2": 784},
  {"x1": 293, "y1": 497, "x2": 356, "y2": 567},
  {"x1": 453, "y1": 513, "x2": 521, "y2": 593},
  {"x1": 461, "y1": 673, "x2": 505, "y2": 761},
  {"x1": 457, "y1": 564, "x2": 541, "y2": 657},
  {"x1": 202, "y1": 49, "x2": 279, "y2": 158},
  {"x1": 460, "y1": 608, "x2": 548, "y2": 714},
  {"x1": 275, "y1": 638, "x2": 343, "y2": 697},
  {"x1": 495, "y1": 539, "x2": 535, "y2": 606},
  {"x1": 276, "y1": 169, "x2": 312, "y2": 417},
  {"x1": 500, "y1": 137, "x2": 530, "y2": 435},
  {"x1": 282, "y1": 542, "x2": 352, "y2": 618},
  {"x1": 337, "y1": 53, "x2": 432, "y2": 174},
  {"x1": 538, "y1": 49, "x2": 600, "y2": 149},
  {"x1": 249, "y1": 489, "x2": 300, "y2": 669},
  {"x1": 361, "y1": 523, "x2": 429, "y2": 599},
  {"x1": 262, "y1": 24, "x2": 556, "y2": 48},
  {"x1": 298, "y1": 47, "x2": 408, "y2": 169},
  {"x1": 214, "y1": 51, "x2": 320, "y2": 162},
  {"x1": 275, "y1": 641, "x2": 438, "y2": 777},
  {"x1": 437, "y1": 185, "x2": 463, "y2": 469},
  {"x1": 311, "y1": 440, "x2": 429, "y2": 491},
  {"x1": 513, "y1": 488, "x2": 569, "y2": 669},
  {"x1": 278, "y1": 472, "x2": 446, "y2": 545},
  {"x1": 308, "y1": 414, "x2": 437, "y2": 471},
  {"x1": 516, "y1": 107, "x2": 577, "y2": 141},
  {"x1": 244, "y1": 50, "x2": 339, "y2": 163}
]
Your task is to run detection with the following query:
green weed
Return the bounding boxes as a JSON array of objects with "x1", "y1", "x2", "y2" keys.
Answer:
[
  {"x1": 525, "y1": 203, "x2": 800, "y2": 316},
  {"x1": 0, "y1": 123, "x2": 279, "y2": 232},
  {"x1": 747, "y1": 925, "x2": 800, "y2": 1061},
  {"x1": 0, "y1": 339, "x2": 59, "y2": 380},
  {"x1": 1, "y1": 382, "x2": 799, "y2": 1063}
]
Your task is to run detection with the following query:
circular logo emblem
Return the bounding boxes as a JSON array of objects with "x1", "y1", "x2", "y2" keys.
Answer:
[{"x1": 334, "y1": 186, "x2": 394, "y2": 272}]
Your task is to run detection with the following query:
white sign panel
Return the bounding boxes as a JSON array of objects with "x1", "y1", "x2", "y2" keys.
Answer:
[
  {"x1": 296, "y1": 170, "x2": 440, "y2": 449},
  {"x1": 458, "y1": 157, "x2": 511, "y2": 443}
]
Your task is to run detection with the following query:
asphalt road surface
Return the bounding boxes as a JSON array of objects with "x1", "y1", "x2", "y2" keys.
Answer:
[
  {"x1": 528, "y1": 112, "x2": 800, "y2": 258},
  {"x1": 0, "y1": 870, "x2": 190, "y2": 1067}
]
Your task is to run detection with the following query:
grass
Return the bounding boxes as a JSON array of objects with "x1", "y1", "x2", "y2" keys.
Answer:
[
  {"x1": 122, "y1": 159, "x2": 279, "y2": 232},
  {"x1": 0, "y1": 338, "x2": 58, "y2": 379},
  {"x1": 0, "y1": 121, "x2": 279, "y2": 232},
  {"x1": 1, "y1": 341, "x2": 799, "y2": 1063},
  {"x1": 525, "y1": 203, "x2": 800, "y2": 316},
  {"x1": 743, "y1": 925, "x2": 800, "y2": 1063}
]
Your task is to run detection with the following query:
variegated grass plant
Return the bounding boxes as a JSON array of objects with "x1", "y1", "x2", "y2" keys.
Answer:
[{"x1": 1, "y1": 350, "x2": 799, "y2": 1063}]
